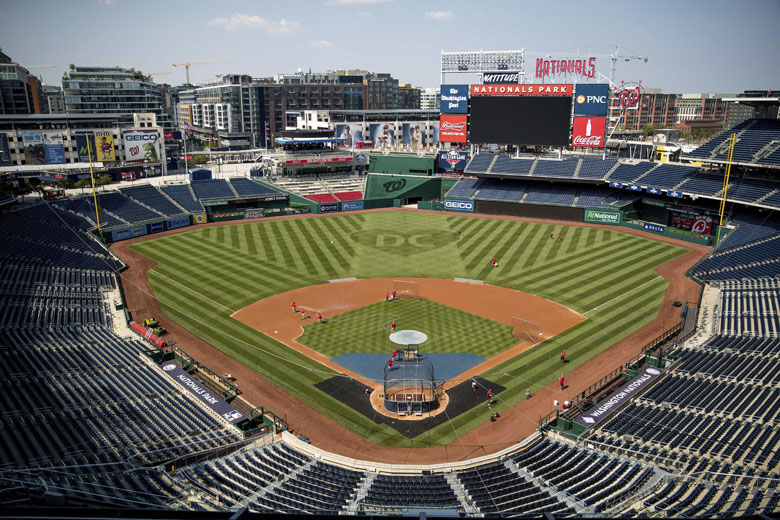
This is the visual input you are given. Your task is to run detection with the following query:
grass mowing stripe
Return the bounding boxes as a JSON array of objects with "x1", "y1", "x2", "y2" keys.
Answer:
[
  {"x1": 475, "y1": 222, "x2": 529, "y2": 280},
  {"x1": 584, "y1": 227, "x2": 598, "y2": 248},
  {"x1": 313, "y1": 217, "x2": 356, "y2": 261},
  {"x1": 307, "y1": 218, "x2": 352, "y2": 272},
  {"x1": 462, "y1": 219, "x2": 507, "y2": 269},
  {"x1": 328, "y1": 213, "x2": 363, "y2": 237},
  {"x1": 583, "y1": 275, "x2": 662, "y2": 315},
  {"x1": 565, "y1": 226, "x2": 586, "y2": 254},
  {"x1": 279, "y1": 219, "x2": 322, "y2": 276},
  {"x1": 492, "y1": 224, "x2": 536, "y2": 277},
  {"x1": 150, "y1": 270, "x2": 237, "y2": 313},
  {"x1": 215, "y1": 225, "x2": 225, "y2": 245},
  {"x1": 255, "y1": 223, "x2": 278, "y2": 263},
  {"x1": 270, "y1": 220, "x2": 305, "y2": 272},
  {"x1": 229, "y1": 225, "x2": 240, "y2": 251},
  {"x1": 457, "y1": 218, "x2": 496, "y2": 259},
  {"x1": 243, "y1": 224, "x2": 258, "y2": 256},
  {"x1": 288, "y1": 218, "x2": 339, "y2": 277}
]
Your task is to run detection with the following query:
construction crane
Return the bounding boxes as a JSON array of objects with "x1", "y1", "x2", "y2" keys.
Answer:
[
  {"x1": 144, "y1": 71, "x2": 172, "y2": 78},
  {"x1": 172, "y1": 61, "x2": 231, "y2": 84}
]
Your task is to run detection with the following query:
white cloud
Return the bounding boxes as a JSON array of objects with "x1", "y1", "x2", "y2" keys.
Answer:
[
  {"x1": 312, "y1": 40, "x2": 335, "y2": 48},
  {"x1": 424, "y1": 10, "x2": 455, "y2": 20},
  {"x1": 357, "y1": 11, "x2": 372, "y2": 17},
  {"x1": 97, "y1": 0, "x2": 115, "y2": 5},
  {"x1": 208, "y1": 13, "x2": 300, "y2": 33},
  {"x1": 326, "y1": 0, "x2": 392, "y2": 5}
]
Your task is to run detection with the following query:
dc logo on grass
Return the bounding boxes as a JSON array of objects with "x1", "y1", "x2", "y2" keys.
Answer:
[{"x1": 351, "y1": 229, "x2": 453, "y2": 254}]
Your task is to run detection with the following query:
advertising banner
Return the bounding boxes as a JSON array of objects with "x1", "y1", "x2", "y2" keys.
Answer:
[
  {"x1": 401, "y1": 123, "x2": 425, "y2": 150},
  {"x1": 432, "y1": 120, "x2": 439, "y2": 142},
  {"x1": 575, "y1": 367, "x2": 662, "y2": 427},
  {"x1": 123, "y1": 129, "x2": 160, "y2": 163},
  {"x1": 319, "y1": 202, "x2": 339, "y2": 213},
  {"x1": 341, "y1": 200, "x2": 364, "y2": 211},
  {"x1": 440, "y1": 84, "x2": 469, "y2": 113},
  {"x1": 161, "y1": 362, "x2": 245, "y2": 424},
  {"x1": 536, "y1": 57, "x2": 596, "y2": 80},
  {"x1": 584, "y1": 209, "x2": 622, "y2": 224},
  {"x1": 94, "y1": 130, "x2": 115, "y2": 162},
  {"x1": 0, "y1": 134, "x2": 12, "y2": 166},
  {"x1": 670, "y1": 212, "x2": 713, "y2": 235},
  {"x1": 574, "y1": 84, "x2": 610, "y2": 115},
  {"x1": 370, "y1": 123, "x2": 393, "y2": 146},
  {"x1": 470, "y1": 84, "x2": 572, "y2": 96},
  {"x1": 21, "y1": 131, "x2": 45, "y2": 164},
  {"x1": 571, "y1": 116, "x2": 606, "y2": 148},
  {"x1": 335, "y1": 123, "x2": 364, "y2": 148},
  {"x1": 643, "y1": 222, "x2": 666, "y2": 234},
  {"x1": 166, "y1": 216, "x2": 190, "y2": 229},
  {"x1": 444, "y1": 200, "x2": 474, "y2": 212},
  {"x1": 42, "y1": 131, "x2": 66, "y2": 164},
  {"x1": 75, "y1": 132, "x2": 96, "y2": 162},
  {"x1": 111, "y1": 226, "x2": 147, "y2": 241},
  {"x1": 483, "y1": 72, "x2": 520, "y2": 84},
  {"x1": 439, "y1": 115, "x2": 468, "y2": 143},
  {"x1": 192, "y1": 214, "x2": 207, "y2": 223},
  {"x1": 439, "y1": 150, "x2": 468, "y2": 171},
  {"x1": 244, "y1": 209, "x2": 264, "y2": 219}
]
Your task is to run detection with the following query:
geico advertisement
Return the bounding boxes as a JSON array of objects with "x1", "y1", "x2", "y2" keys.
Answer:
[{"x1": 123, "y1": 130, "x2": 161, "y2": 162}]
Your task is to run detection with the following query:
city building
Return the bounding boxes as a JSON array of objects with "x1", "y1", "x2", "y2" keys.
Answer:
[
  {"x1": 420, "y1": 87, "x2": 440, "y2": 110},
  {"x1": 611, "y1": 89, "x2": 732, "y2": 132},
  {"x1": 62, "y1": 65, "x2": 173, "y2": 130},
  {"x1": 43, "y1": 85, "x2": 65, "y2": 114},
  {"x1": 0, "y1": 50, "x2": 46, "y2": 115},
  {"x1": 398, "y1": 84, "x2": 421, "y2": 110},
  {"x1": 724, "y1": 90, "x2": 780, "y2": 129}
]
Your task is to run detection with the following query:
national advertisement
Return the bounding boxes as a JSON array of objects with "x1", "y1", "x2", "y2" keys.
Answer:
[
  {"x1": 75, "y1": 131, "x2": 96, "y2": 162},
  {"x1": 575, "y1": 367, "x2": 662, "y2": 427},
  {"x1": 161, "y1": 362, "x2": 245, "y2": 424},
  {"x1": 42, "y1": 131, "x2": 65, "y2": 164},
  {"x1": 94, "y1": 130, "x2": 115, "y2": 162},
  {"x1": 335, "y1": 124, "x2": 364, "y2": 148},
  {"x1": 444, "y1": 200, "x2": 474, "y2": 212},
  {"x1": 573, "y1": 84, "x2": 610, "y2": 116},
  {"x1": 123, "y1": 129, "x2": 160, "y2": 163},
  {"x1": 584, "y1": 209, "x2": 621, "y2": 224},
  {"x1": 401, "y1": 123, "x2": 425, "y2": 150},
  {"x1": 571, "y1": 117, "x2": 606, "y2": 148},
  {"x1": 439, "y1": 115, "x2": 468, "y2": 143},
  {"x1": 21, "y1": 131, "x2": 45, "y2": 165},
  {"x1": 341, "y1": 200, "x2": 364, "y2": 211},
  {"x1": 440, "y1": 84, "x2": 468, "y2": 114},
  {"x1": 0, "y1": 134, "x2": 12, "y2": 166},
  {"x1": 439, "y1": 150, "x2": 468, "y2": 171}
]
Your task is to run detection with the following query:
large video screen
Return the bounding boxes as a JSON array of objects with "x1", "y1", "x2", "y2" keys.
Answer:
[{"x1": 469, "y1": 96, "x2": 572, "y2": 146}]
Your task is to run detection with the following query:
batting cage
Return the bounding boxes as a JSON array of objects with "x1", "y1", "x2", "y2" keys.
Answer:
[
  {"x1": 383, "y1": 348, "x2": 439, "y2": 414},
  {"x1": 392, "y1": 280, "x2": 421, "y2": 299},
  {"x1": 511, "y1": 316, "x2": 542, "y2": 344}
]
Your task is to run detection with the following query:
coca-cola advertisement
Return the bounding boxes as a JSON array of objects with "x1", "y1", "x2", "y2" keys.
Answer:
[
  {"x1": 571, "y1": 116, "x2": 606, "y2": 148},
  {"x1": 439, "y1": 114, "x2": 468, "y2": 143}
]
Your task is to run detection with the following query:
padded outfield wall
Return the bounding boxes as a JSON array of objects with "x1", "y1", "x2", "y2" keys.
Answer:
[{"x1": 475, "y1": 200, "x2": 585, "y2": 221}]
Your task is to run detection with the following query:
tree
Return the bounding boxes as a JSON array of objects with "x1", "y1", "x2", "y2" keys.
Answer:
[
  {"x1": 74, "y1": 178, "x2": 92, "y2": 194},
  {"x1": 95, "y1": 174, "x2": 113, "y2": 189},
  {"x1": 189, "y1": 155, "x2": 210, "y2": 166},
  {"x1": 641, "y1": 125, "x2": 657, "y2": 138},
  {"x1": 69, "y1": 64, "x2": 75, "y2": 71}
]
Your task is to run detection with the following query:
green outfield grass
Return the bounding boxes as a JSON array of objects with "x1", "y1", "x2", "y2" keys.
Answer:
[
  {"x1": 128, "y1": 210, "x2": 689, "y2": 447},
  {"x1": 298, "y1": 299, "x2": 516, "y2": 358}
]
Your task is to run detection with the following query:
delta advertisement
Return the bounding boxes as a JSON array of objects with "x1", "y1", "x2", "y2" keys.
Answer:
[
  {"x1": 123, "y1": 129, "x2": 161, "y2": 163},
  {"x1": 75, "y1": 132, "x2": 96, "y2": 162},
  {"x1": 440, "y1": 84, "x2": 468, "y2": 114},
  {"x1": 94, "y1": 130, "x2": 116, "y2": 162},
  {"x1": 0, "y1": 134, "x2": 12, "y2": 166},
  {"x1": 439, "y1": 115, "x2": 468, "y2": 143},
  {"x1": 21, "y1": 131, "x2": 45, "y2": 165},
  {"x1": 335, "y1": 124, "x2": 364, "y2": 148},
  {"x1": 401, "y1": 123, "x2": 425, "y2": 150},
  {"x1": 370, "y1": 124, "x2": 394, "y2": 146},
  {"x1": 439, "y1": 150, "x2": 468, "y2": 171},
  {"x1": 573, "y1": 84, "x2": 610, "y2": 116},
  {"x1": 571, "y1": 117, "x2": 606, "y2": 148},
  {"x1": 42, "y1": 131, "x2": 65, "y2": 164}
]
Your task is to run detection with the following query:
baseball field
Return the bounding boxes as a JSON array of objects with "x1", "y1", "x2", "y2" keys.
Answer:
[{"x1": 127, "y1": 210, "x2": 688, "y2": 447}]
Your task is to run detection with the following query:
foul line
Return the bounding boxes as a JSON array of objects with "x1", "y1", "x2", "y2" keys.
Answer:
[
  {"x1": 151, "y1": 271, "x2": 237, "y2": 314},
  {"x1": 584, "y1": 275, "x2": 663, "y2": 316}
]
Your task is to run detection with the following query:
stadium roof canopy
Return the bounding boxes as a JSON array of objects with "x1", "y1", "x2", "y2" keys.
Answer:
[{"x1": 274, "y1": 137, "x2": 347, "y2": 145}]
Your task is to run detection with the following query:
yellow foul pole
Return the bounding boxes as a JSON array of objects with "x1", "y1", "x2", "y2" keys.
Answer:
[
  {"x1": 716, "y1": 133, "x2": 736, "y2": 245},
  {"x1": 86, "y1": 136, "x2": 102, "y2": 233}
]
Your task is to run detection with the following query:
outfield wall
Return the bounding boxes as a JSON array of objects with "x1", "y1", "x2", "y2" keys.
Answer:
[{"x1": 475, "y1": 200, "x2": 585, "y2": 221}]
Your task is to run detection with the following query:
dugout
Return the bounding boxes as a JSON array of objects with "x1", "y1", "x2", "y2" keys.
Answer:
[{"x1": 383, "y1": 349, "x2": 439, "y2": 415}]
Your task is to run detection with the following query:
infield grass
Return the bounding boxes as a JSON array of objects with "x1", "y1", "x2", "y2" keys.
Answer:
[{"x1": 128, "y1": 210, "x2": 689, "y2": 447}]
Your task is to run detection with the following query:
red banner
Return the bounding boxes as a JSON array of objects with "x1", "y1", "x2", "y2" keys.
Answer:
[
  {"x1": 470, "y1": 84, "x2": 572, "y2": 96},
  {"x1": 439, "y1": 115, "x2": 468, "y2": 143},
  {"x1": 571, "y1": 116, "x2": 606, "y2": 148}
]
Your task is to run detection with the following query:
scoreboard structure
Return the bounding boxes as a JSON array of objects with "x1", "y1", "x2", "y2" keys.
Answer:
[{"x1": 440, "y1": 82, "x2": 610, "y2": 149}]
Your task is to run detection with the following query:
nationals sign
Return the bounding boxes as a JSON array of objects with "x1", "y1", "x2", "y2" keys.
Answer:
[
  {"x1": 536, "y1": 57, "x2": 596, "y2": 79},
  {"x1": 439, "y1": 114, "x2": 468, "y2": 143},
  {"x1": 571, "y1": 117, "x2": 606, "y2": 148},
  {"x1": 470, "y1": 84, "x2": 571, "y2": 96}
]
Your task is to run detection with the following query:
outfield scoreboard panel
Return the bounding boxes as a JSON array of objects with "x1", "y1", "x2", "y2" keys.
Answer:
[{"x1": 469, "y1": 96, "x2": 572, "y2": 146}]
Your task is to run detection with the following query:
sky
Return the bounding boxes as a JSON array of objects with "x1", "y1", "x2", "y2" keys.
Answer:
[{"x1": 1, "y1": 0, "x2": 779, "y2": 93}]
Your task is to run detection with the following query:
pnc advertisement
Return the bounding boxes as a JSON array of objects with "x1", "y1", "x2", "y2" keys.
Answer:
[
  {"x1": 123, "y1": 129, "x2": 160, "y2": 163},
  {"x1": 574, "y1": 84, "x2": 610, "y2": 116},
  {"x1": 94, "y1": 130, "x2": 116, "y2": 162},
  {"x1": 571, "y1": 117, "x2": 606, "y2": 148},
  {"x1": 439, "y1": 115, "x2": 468, "y2": 143}
]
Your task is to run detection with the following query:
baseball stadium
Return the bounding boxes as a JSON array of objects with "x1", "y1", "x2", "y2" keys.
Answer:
[{"x1": 1, "y1": 56, "x2": 779, "y2": 519}]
